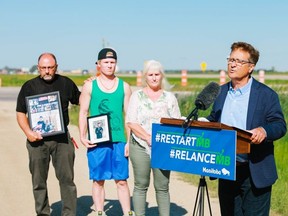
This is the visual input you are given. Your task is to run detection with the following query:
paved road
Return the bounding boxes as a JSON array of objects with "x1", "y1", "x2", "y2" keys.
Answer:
[
  {"x1": 0, "y1": 87, "x2": 19, "y2": 101},
  {"x1": 0, "y1": 87, "x2": 220, "y2": 216}
]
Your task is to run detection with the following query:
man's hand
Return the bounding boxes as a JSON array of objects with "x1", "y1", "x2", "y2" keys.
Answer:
[
  {"x1": 84, "y1": 76, "x2": 96, "y2": 83},
  {"x1": 80, "y1": 137, "x2": 97, "y2": 148},
  {"x1": 248, "y1": 127, "x2": 267, "y2": 144},
  {"x1": 27, "y1": 130, "x2": 43, "y2": 142}
]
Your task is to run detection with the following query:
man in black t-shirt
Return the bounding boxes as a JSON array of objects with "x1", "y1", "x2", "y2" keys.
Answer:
[{"x1": 16, "y1": 53, "x2": 81, "y2": 216}]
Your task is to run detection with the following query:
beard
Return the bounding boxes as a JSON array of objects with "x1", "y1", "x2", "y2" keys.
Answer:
[{"x1": 41, "y1": 75, "x2": 54, "y2": 82}]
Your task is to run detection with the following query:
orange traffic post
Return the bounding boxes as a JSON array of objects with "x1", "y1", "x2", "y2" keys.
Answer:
[
  {"x1": 181, "y1": 70, "x2": 187, "y2": 86},
  {"x1": 259, "y1": 70, "x2": 265, "y2": 83},
  {"x1": 136, "y1": 71, "x2": 142, "y2": 87},
  {"x1": 219, "y1": 70, "x2": 226, "y2": 85}
]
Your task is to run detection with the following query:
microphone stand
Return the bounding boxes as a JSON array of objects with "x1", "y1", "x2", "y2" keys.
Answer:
[
  {"x1": 182, "y1": 107, "x2": 212, "y2": 216},
  {"x1": 182, "y1": 107, "x2": 199, "y2": 129},
  {"x1": 192, "y1": 176, "x2": 212, "y2": 216}
]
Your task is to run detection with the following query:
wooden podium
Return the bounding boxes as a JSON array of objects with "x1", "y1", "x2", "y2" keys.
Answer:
[{"x1": 160, "y1": 118, "x2": 251, "y2": 154}]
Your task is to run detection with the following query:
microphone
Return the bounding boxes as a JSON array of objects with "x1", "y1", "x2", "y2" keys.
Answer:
[
  {"x1": 195, "y1": 81, "x2": 220, "y2": 110},
  {"x1": 183, "y1": 82, "x2": 220, "y2": 126}
]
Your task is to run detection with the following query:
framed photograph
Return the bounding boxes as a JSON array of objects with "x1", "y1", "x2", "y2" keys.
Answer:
[
  {"x1": 87, "y1": 114, "x2": 111, "y2": 144},
  {"x1": 26, "y1": 91, "x2": 65, "y2": 137}
]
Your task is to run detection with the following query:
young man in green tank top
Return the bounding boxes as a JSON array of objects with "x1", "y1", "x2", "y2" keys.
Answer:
[{"x1": 78, "y1": 48, "x2": 134, "y2": 216}]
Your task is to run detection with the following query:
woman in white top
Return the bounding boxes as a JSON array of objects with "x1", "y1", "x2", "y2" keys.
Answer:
[{"x1": 126, "y1": 60, "x2": 181, "y2": 216}]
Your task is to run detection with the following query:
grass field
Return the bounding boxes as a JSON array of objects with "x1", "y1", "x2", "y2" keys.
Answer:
[{"x1": 1, "y1": 73, "x2": 287, "y2": 215}]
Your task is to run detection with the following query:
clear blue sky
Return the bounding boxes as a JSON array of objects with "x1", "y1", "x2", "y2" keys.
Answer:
[{"x1": 1, "y1": 0, "x2": 288, "y2": 72}]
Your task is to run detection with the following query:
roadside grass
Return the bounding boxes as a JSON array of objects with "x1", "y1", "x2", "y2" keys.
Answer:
[{"x1": 2, "y1": 73, "x2": 288, "y2": 215}]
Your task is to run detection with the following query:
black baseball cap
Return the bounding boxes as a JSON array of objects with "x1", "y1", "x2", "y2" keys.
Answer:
[{"x1": 96, "y1": 48, "x2": 117, "y2": 64}]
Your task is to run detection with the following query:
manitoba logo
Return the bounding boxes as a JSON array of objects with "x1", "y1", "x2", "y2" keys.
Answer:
[{"x1": 221, "y1": 168, "x2": 230, "y2": 176}]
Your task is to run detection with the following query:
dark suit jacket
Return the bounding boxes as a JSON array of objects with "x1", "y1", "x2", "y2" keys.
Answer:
[{"x1": 207, "y1": 78, "x2": 286, "y2": 188}]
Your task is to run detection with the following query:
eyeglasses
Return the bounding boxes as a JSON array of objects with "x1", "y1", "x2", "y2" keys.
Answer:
[
  {"x1": 227, "y1": 58, "x2": 252, "y2": 66},
  {"x1": 38, "y1": 65, "x2": 56, "y2": 70}
]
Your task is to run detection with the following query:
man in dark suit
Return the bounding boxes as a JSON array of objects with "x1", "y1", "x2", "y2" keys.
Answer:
[{"x1": 207, "y1": 42, "x2": 286, "y2": 216}]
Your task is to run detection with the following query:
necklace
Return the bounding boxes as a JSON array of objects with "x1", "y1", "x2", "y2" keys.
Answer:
[{"x1": 98, "y1": 76, "x2": 117, "y2": 91}]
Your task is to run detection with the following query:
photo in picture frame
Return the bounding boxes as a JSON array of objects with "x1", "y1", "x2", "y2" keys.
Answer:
[
  {"x1": 26, "y1": 91, "x2": 65, "y2": 137},
  {"x1": 87, "y1": 114, "x2": 111, "y2": 144}
]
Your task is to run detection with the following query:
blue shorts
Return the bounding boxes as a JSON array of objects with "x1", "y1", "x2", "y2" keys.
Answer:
[{"x1": 87, "y1": 142, "x2": 129, "y2": 181}]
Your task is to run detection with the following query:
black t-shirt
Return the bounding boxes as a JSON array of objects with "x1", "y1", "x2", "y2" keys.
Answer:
[{"x1": 16, "y1": 74, "x2": 81, "y2": 128}]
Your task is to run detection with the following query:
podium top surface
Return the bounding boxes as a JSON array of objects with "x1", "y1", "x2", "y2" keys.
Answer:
[
  {"x1": 160, "y1": 117, "x2": 251, "y2": 136},
  {"x1": 160, "y1": 117, "x2": 252, "y2": 153}
]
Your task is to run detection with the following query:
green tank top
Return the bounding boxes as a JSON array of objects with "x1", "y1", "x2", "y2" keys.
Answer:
[{"x1": 90, "y1": 78, "x2": 126, "y2": 142}]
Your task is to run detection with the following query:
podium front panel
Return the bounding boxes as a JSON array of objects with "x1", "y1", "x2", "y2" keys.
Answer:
[{"x1": 151, "y1": 123, "x2": 237, "y2": 180}]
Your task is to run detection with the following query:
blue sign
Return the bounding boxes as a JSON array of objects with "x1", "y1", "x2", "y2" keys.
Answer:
[{"x1": 151, "y1": 123, "x2": 237, "y2": 180}]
